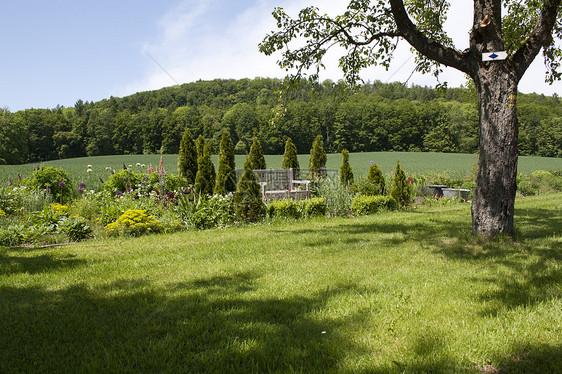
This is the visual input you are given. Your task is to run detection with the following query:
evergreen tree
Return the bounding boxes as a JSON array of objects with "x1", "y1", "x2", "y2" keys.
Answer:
[
  {"x1": 308, "y1": 135, "x2": 326, "y2": 178},
  {"x1": 234, "y1": 157, "x2": 266, "y2": 222},
  {"x1": 214, "y1": 132, "x2": 236, "y2": 195},
  {"x1": 390, "y1": 161, "x2": 410, "y2": 207},
  {"x1": 194, "y1": 143, "x2": 216, "y2": 195},
  {"x1": 281, "y1": 137, "x2": 299, "y2": 177},
  {"x1": 177, "y1": 128, "x2": 198, "y2": 185},
  {"x1": 196, "y1": 134, "x2": 205, "y2": 159},
  {"x1": 247, "y1": 137, "x2": 266, "y2": 170},
  {"x1": 366, "y1": 162, "x2": 385, "y2": 195},
  {"x1": 339, "y1": 149, "x2": 353, "y2": 187}
]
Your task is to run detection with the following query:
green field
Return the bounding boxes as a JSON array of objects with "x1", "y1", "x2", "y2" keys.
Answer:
[
  {"x1": 1, "y1": 193, "x2": 560, "y2": 373},
  {"x1": 1, "y1": 152, "x2": 560, "y2": 188}
]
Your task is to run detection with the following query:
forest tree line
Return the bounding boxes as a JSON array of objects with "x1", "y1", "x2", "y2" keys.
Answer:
[{"x1": 1, "y1": 77, "x2": 561, "y2": 165}]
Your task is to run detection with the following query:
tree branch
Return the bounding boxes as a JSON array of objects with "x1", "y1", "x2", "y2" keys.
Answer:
[
  {"x1": 388, "y1": 0, "x2": 471, "y2": 74},
  {"x1": 512, "y1": 0, "x2": 562, "y2": 80}
]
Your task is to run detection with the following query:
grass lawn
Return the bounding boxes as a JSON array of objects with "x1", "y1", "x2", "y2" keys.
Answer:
[{"x1": 1, "y1": 193, "x2": 561, "y2": 373}]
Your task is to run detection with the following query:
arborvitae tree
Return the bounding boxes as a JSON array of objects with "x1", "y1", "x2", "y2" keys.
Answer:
[
  {"x1": 194, "y1": 143, "x2": 216, "y2": 195},
  {"x1": 233, "y1": 157, "x2": 266, "y2": 222},
  {"x1": 367, "y1": 162, "x2": 385, "y2": 195},
  {"x1": 339, "y1": 149, "x2": 353, "y2": 186},
  {"x1": 247, "y1": 137, "x2": 266, "y2": 170},
  {"x1": 177, "y1": 128, "x2": 198, "y2": 185},
  {"x1": 214, "y1": 132, "x2": 236, "y2": 195},
  {"x1": 195, "y1": 134, "x2": 205, "y2": 159},
  {"x1": 308, "y1": 135, "x2": 327, "y2": 178},
  {"x1": 390, "y1": 161, "x2": 410, "y2": 207},
  {"x1": 281, "y1": 137, "x2": 299, "y2": 177}
]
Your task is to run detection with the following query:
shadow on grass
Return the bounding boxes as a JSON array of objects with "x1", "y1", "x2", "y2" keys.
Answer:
[
  {"x1": 0, "y1": 272, "x2": 373, "y2": 373},
  {"x1": 291, "y1": 206, "x2": 561, "y2": 316},
  {"x1": 0, "y1": 248, "x2": 86, "y2": 276}
]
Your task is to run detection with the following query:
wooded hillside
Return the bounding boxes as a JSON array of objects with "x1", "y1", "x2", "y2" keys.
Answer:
[{"x1": 1, "y1": 78, "x2": 560, "y2": 164}]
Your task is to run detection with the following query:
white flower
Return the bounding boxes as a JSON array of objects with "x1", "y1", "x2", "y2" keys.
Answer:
[
  {"x1": 86, "y1": 168, "x2": 92, "y2": 173},
  {"x1": 87, "y1": 164, "x2": 92, "y2": 168},
  {"x1": 136, "y1": 163, "x2": 141, "y2": 167}
]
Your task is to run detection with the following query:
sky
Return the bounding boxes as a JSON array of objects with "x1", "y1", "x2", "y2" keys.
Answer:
[{"x1": 1, "y1": 0, "x2": 561, "y2": 111}]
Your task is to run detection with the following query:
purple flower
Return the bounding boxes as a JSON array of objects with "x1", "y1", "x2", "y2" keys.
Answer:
[
  {"x1": 79, "y1": 182, "x2": 86, "y2": 189},
  {"x1": 77, "y1": 188, "x2": 84, "y2": 194},
  {"x1": 58, "y1": 181, "x2": 65, "y2": 187},
  {"x1": 110, "y1": 168, "x2": 115, "y2": 174},
  {"x1": 99, "y1": 177, "x2": 105, "y2": 184},
  {"x1": 8, "y1": 179, "x2": 12, "y2": 186},
  {"x1": 370, "y1": 161, "x2": 373, "y2": 165},
  {"x1": 115, "y1": 190, "x2": 123, "y2": 196}
]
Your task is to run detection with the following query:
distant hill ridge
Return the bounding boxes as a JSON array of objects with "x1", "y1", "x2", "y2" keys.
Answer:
[{"x1": 1, "y1": 78, "x2": 560, "y2": 165}]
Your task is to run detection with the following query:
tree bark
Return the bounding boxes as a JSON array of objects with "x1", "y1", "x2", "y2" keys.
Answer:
[{"x1": 471, "y1": 64, "x2": 519, "y2": 238}]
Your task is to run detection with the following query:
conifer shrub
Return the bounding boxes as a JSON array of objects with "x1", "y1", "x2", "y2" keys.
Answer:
[
  {"x1": 233, "y1": 159, "x2": 266, "y2": 222},
  {"x1": 194, "y1": 143, "x2": 216, "y2": 196},
  {"x1": 391, "y1": 161, "x2": 411, "y2": 207},
  {"x1": 215, "y1": 132, "x2": 236, "y2": 195},
  {"x1": 248, "y1": 137, "x2": 266, "y2": 170},
  {"x1": 234, "y1": 140, "x2": 248, "y2": 155},
  {"x1": 367, "y1": 162, "x2": 386, "y2": 194},
  {"x1": 281, "y1": 137, "x2": 299, "y2": 177},
  {"x1": 308, "y1": 135, "x2": 327, "y2": 178},
  {"x1": 350, "y1": 195, "x2": 398, "y2": 216},
  {"x1": 196, "y1": 134, "x2": 206, "y2": 159},
  {"x1": 354, "y1": 162, "x2": 386, "y2": 196},
  {"x1": 339, "y1": 149, "x2": 354, "y2": 187},
  {"x1": 26, "y1": 166, "x2": 73, "y2": 202},
  {"x1": 177, "y1": 128, "x2": 198, "y2": 185}
]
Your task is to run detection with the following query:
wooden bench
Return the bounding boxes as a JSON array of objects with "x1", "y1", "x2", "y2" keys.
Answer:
[{"x1": 252, "y1": 168, "x2": 311, "y2": 201}]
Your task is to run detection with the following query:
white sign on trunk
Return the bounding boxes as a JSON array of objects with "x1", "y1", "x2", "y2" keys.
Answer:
[{"x1": 482, "y1": 51, "x2": 508, "y2": 61}]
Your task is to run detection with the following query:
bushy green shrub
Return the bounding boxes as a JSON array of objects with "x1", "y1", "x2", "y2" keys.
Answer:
[
  {"x1": 0, "y1": 187, "x2": 24, "y2": 215},
  {"x1": 176, "y1": 194, "x2": 234, "y2": 230},
  {"x1": 104, "y1": 169, "x2": 143, "y2": 194},
  {"x1": 517, "y1": 170, "x2": 562, "y2": 196},
  {"x1": 58, "y1": 216, "x2": 92, "y2": 241},
  {"x1": 26, "y1": 166, "x2": 73, "y2": 202},
  {"x1": 302, "y1": 197, "x2": 327, "y2": 217},
  {"x1": 0, "y1": 225, "x2": 26, "y2": 246},
  {"x1": 351, "y1": 195, "x2": 398, "y2": 216},
  {"x1": 267, "y1": 199, "x2": 301, "y2": 219},
  {"x1": 105, "y1": 209, "x2": 163, "y2": 236}
]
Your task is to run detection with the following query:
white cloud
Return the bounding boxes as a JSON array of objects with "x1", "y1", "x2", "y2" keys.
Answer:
[{"x1": 118, "y1": 0, "x2": 561, "y2": 97}]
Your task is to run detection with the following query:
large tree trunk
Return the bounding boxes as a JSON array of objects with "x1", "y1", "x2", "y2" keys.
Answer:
[{"x1": 471, "y1": 64, "x2": 519, "y2": 238}]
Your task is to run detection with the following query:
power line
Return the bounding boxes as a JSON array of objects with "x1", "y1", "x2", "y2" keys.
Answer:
[{"x1": 144, "y1": 49, "x2": 180, "y2": 86}]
